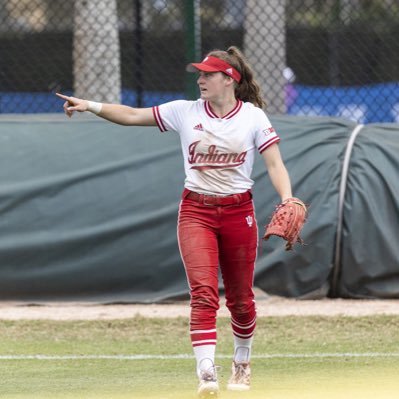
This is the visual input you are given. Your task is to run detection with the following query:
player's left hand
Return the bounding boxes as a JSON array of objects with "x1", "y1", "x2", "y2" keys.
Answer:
[{"x1": 263, "y1": 197, "x2": 307, "y2": 250}]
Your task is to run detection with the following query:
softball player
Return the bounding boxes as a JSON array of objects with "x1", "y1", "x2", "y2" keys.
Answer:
[{"x1": 57, "y1": 46, "x2": 293, "y2": 398}]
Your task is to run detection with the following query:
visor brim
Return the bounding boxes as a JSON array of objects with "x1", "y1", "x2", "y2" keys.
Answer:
[{"x1": 186, "y1": 63, "x2": 221, "y2": 73}]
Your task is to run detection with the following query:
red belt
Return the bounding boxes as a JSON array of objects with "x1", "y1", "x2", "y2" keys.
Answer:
[{"x1": 184, "y1": 189, "x2": 252, "y2": 206}]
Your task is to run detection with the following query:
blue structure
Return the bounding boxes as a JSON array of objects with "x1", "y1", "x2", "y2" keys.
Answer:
[
  {"x1": 286, "y1": 82, "x2": 399, "y2": 124},
  {"x1": 1, "y1": 83, "x2": 399, "y2": 124}
]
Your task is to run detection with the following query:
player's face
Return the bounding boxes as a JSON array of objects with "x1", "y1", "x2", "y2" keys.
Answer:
[{"x1": 197, "y1": 71, "x2": 229, "y2": 100}]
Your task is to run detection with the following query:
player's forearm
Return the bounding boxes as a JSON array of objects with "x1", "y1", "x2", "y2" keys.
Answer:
[
  {"x1": 267, "y1": 162, "x2": 293, "y2": 201},
  {"x1": 92, "y1": 103, "x2": 146, "y2": 126},
  {"x1": 262, "y1": 144, "x2": 293, "y2": 201}
]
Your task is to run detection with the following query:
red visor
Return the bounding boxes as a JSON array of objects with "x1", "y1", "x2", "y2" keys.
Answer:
[{"x1": 186, "y1": 56, "x2": 242, "y2": 83}]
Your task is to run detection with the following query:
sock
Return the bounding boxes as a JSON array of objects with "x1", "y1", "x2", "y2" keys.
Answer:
[
  {"x1": 230, "y1": 314, "x2": 256, "y2": 363},
  {"x1": 191, "y1": 328, "x2": 217, "y2": 377},
  {"x1": 233, "y1": 337, "x2": 253, "y2": 362},
  {"x1": 193, "y1": 345, "x2": 216, "y2": 378}
]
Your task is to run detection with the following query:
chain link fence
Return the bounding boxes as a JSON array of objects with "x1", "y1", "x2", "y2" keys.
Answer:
[{"x1": 1, "y1": 0, "x2": 398, "y2": 122}]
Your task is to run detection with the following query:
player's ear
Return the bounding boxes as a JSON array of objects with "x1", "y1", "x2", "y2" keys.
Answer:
[{"x1": 224, "y1": 75, "x2": 235, "y2": 87}]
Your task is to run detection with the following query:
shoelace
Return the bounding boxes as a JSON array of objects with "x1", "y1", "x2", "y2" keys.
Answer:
[
  {"x1": 199, "y1": 364, "x2": 222, "y2": 382},
  {"x1": 234, "y1": 363, "x2": 250, "y2": 380}
]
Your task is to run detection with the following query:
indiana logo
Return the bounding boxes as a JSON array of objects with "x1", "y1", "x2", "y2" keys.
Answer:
[{"x1": 245, "y1": 215, "x2": 253, "y2": 227}]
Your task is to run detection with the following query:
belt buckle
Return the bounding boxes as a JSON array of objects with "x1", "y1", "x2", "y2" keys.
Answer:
[{"x1": 203, "y1": 194, "x2": 217, "y2": 206}]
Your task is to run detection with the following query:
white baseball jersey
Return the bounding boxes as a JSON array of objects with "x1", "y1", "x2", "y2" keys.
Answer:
[{"x1": 152, "y1": 99, "x2": 280, "y2": 195}]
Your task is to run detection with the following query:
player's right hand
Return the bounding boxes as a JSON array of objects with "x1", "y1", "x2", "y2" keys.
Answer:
[{"x1": 56, "y1": 93, "x2": 88, "y2": 118}]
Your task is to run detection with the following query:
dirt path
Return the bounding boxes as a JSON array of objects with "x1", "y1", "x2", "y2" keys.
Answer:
[{"x1": 1, "y1": 295, "x2": 398, "y2": 320}]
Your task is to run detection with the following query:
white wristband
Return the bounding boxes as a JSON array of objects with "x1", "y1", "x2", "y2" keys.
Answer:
[{"x1": 87, "y1": 101, "x2": 103, "y2": 115}]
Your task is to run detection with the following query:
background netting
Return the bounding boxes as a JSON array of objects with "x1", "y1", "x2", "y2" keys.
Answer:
[{"x1": 1, "y1": 0, "x2": 398, "y2": 122}]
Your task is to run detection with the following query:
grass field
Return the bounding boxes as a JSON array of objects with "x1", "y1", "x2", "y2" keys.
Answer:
[{"x1": 0, "y1": 315, "x2": 399, "y2": 398}]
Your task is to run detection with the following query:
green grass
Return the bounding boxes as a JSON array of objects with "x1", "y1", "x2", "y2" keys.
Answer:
[{"x1": 0, "y1": 316, "x2": 398, "y2": 398}]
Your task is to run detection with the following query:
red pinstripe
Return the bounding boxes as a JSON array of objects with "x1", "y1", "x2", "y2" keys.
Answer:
[
  {"x1": 259, "y1": 136, "x2": 280, "y2": 153},
  {"x1": 152, "y1": 106, "x2": 167, "y2": 132}
]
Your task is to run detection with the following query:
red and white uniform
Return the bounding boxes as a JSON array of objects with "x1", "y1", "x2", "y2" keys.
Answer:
[
  {"x1": 152, "y1": 99, "x2": 280, "y2": 350},
  {"x1": 153, "y1": 99, "x2": 280, "y2": 195}
]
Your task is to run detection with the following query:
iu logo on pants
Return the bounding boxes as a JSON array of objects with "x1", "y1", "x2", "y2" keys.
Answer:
[{"x1": 245, "y1": 215, "x2": 253, "y2": 227}]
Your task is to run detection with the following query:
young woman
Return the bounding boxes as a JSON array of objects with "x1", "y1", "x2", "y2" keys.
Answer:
[{"x1": 57, "y1": 46, "x2": 293, "y2": 398}]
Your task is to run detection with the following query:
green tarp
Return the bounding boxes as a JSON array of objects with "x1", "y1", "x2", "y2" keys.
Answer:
[
  {"x1": 0, "y1": 114, "x2": 397, "y2": 302},
  {"x1": 338, "y1": 124, "x2": 399, "y2": 298}
]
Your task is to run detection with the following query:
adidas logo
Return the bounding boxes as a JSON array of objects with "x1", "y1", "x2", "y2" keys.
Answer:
[
  {"x1": 226, "y1": 68, "x2": 233, "y2": 75},
  {"x1": 193, "y1": 123, "x2": 204, "y2": 131}
]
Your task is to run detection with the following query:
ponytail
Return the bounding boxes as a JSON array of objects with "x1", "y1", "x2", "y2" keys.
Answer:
[{"x1": 207, "y1": 46, "x2": 266, "y2": 109}]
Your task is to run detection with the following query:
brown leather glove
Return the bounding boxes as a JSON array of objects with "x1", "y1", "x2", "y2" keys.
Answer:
[{"x1": 263, "y1": 197, "x2": 307, "y2": 251}]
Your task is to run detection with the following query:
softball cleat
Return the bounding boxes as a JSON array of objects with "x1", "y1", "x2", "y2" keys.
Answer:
[
  {"x1": 197, "y1": 370, "x2": 219, "y2": 398},
  {"x1": 227, "y1": 361, "x2": 251, "y2": 391}
]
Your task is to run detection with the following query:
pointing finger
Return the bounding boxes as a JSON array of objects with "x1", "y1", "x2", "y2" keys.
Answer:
[{"x1": 56, "y1": 93, "x2": 69, "y2": 101}]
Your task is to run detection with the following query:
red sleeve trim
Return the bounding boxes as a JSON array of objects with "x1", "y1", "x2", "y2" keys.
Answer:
[
  {"x1": 152, "y1": 106, "x2": 167, "y2": 132},
  {"x1": 259, "y1": 136, "x2": 280, "y2": 153}
]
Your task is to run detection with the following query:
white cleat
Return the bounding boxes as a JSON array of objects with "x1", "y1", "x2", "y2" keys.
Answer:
[
  {"x1": 227, "y1": 361, "x2": 251, "y2": 391},
  {"x1": 197, "y1": 364, "x2": 219, "y2": 398},
  {"x1": 197, "y1": 376, "x2": 219, "y2": 398}
]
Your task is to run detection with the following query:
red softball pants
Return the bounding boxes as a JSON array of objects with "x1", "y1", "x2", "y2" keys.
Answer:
[{"x1": 177, "y1": 189, "x2": 258, "y2": 347}]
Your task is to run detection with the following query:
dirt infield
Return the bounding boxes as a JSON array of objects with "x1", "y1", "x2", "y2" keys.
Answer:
[{"x1": 1, "y1": 294, "x2": 398, "y2": 320}]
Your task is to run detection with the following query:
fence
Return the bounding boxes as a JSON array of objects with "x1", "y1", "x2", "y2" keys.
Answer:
[{"x1": 1, "y1": 0, "x2": 399, "y2": 122}]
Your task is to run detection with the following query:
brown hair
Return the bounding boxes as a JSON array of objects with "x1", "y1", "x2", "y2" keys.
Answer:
[{"x1": 207, "y1": 46, "x2": 266, "y2": 109}]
